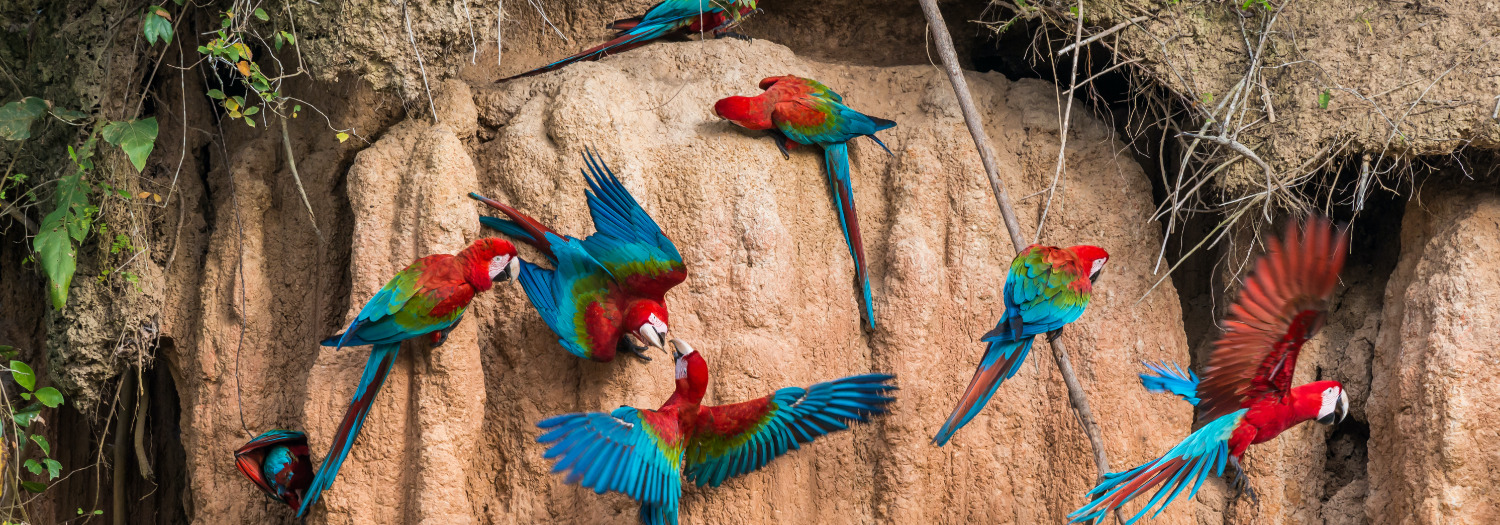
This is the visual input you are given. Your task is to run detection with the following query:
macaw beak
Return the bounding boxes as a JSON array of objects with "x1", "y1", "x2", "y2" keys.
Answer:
[
  {"x1": 1089, "y1": 269, "x2": 1103, "y2": 285},
  {"x1": 1318, "y1": 390, "x2": 1350, "y2": 425},
  {"x1": 669, "y1": 338, "x2": 692, "y2": 361},
  {"x1": 639, "y1": 325, "x2": 666, "y2": 352},
  {"x1": 491, "y1": 255, "x2": 520, "y2": 283}
]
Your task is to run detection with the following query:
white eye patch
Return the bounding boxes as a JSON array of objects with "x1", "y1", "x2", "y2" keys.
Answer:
[
  {"x1": 1319, "y1": 387, "x2": 1341, "y2": 418},
  {"x1": 648, "y1": 313, "x2": 668, "y2": 334},
  {"x1": 488, "y1": 255, "x2": 511, "y2": 279},
  {"x1": 1090, "y1": 258, "x2": 1107, "y2": 277}
]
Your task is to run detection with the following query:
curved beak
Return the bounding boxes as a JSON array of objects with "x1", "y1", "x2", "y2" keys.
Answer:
[
  {"x1": 639, "y1": 325, "x2": 666, "y2": 353},
  {"x1": 669, "y1": 338, "x2": 693, "y2": 361},
  {"x1": 1337, "y1": 390, "x2": 1349, "y2": 423},
  {"x1": 505, "y1": 256, "x2": 520, "y2": 282}
]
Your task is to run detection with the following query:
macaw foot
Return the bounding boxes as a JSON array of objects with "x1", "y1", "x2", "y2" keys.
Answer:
[
  {"x1": 715, "y1": 31, "x2": 752, "y2": 41},
  {"x1": 772, "y1": 135, "x2": 792, "y2": 159},
  {"x1": 429, "y1": 329, "x2": 452, "y2": 347},
  {"x1": 620, "y1": 336, "x2": 653, "y2": 362},
  {"x1": 1047, "y1": 327, "x2": 1065, "y2": 343},
  {"x1": 1228, "y1": 456, "x2": 1259, "y2": 506}
]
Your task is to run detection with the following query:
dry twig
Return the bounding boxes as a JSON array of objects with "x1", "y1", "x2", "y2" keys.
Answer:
[{"x1": 1056, "y1": 15, "x2": 1149, "y2": 56}]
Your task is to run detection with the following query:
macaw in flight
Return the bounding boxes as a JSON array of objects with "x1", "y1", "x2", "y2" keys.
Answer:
[
  {"x1": 714, "y1": 75, "x2": 897, "y2": 329},
  {"x1": 931, "y1": 244, "x2": 1109, "y2": 446},
  {"x1": 535, "y1": 338, "x2": 896, "y2": 525},
  {"x1": 502, "y1": 0, "x2": 759, "y2": 81},
  {"x1": 470, "y1": 149, "x2": 686, "y2": 363},
  {"x1": 298, "y1": 237, "x2": 520, "y2": 517},
  {"x1": 1069, "y1": 217, "x2": 1351, "y2": 524},
  {"x1": 235, "y1": 430, "x2": 315, "y2": 511}
]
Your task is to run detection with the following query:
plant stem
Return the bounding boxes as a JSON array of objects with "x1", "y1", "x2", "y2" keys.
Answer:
[{"x1": 280, "y1": 116, "x2": 324, "y2": 243}]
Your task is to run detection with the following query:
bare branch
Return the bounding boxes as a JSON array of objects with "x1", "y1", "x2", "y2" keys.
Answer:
[{"x1": 1056, "y1": 15, "x2": 1149, "y2": 56}]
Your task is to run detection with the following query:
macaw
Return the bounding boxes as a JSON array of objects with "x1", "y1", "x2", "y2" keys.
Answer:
[
  {"x1": 931, "y1": 244, "x2": 1109, "y2": 446},
  {"x1": 470, "y1": 150, "x2": 686, "y2": 363},
  {"x1": 297, "y1": 237, "x2": 520, "y2": 517},
  {"x1": 534, "y1": 338, "x2": 896, "y2": 525},
  {"x1": 502, "y1": 0, "x2": 759, "y2": 81},
  {"x1": 1069, "y1": 217, "x2": 1351, "y2": 524},
  {"x1": 235, "y1": 430, "x2": 315, "y2": 511},
  {"x1": 714, "y1": 75, "x2": 897, "y2": 329}
]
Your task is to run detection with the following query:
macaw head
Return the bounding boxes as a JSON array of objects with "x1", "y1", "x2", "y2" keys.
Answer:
[
  {"x1": 234, "y1": 430, "x2": 314, "y2": 511},
  {"x1": 669, "y1": 338, "x2": 710, "y2": 403},
  {"x1": 1069, "y1": 245, "x2": 1110, "y2": 284},
  {"x1": 623, "y1": 300, "x2": 670, "y2": 351},
  {"x1": 1295, "y1": 380, "x2": 1349, "y2": 425},
  {"x1": 714, "y1": 95, "x2": 774, "y2": 131},
  {"x1": 459, "y1": 237, "x2": 520, "y2": 291}
]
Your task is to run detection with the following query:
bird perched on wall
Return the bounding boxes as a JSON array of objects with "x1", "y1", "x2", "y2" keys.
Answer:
[
  {"x1": 535, "y1": 338, "x2": 896, "y2": 525},
  {"x1": 298, "y1": 237, "x2": 520, "y2": 517},
  {"x1": 1069, "y1": 217, "x2": 1350, "y2": 524},
  {"x1": 470, "y1": 150, "x2": 686, "y2": 363},
  {"x1": 931, "y1": 244, "x2": 1108, "y2": 446},
  {"x1": 714, "y1": 75, "x2": 896, "y2": 329},
  {"x1": 235, "y1": 430, "x2": 314, "y2": 511},
  {"x1": 502, "y1": 1, "x2": 759, "y2": 81}
]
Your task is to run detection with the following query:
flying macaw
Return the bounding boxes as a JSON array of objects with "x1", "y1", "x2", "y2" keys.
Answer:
[
  {"x1": 714, "y1": 75, "x2": 897, "y2": 329},
  {"x1": 535, "y1": 338, "x2": 896, "y2": 525},
  {"x1": 297, "y1": 237, "x2": 520, "y2": 517},
  {"x1": 1069, "y1": 217, "x2": 1351, "y2": 524},
  {"x1": 235, "y1": 430, "x2": 315, "y2": 511},
  {"x1": 931, "y1": 244, "x2": 1109, "y2": 446},
  {"x1": 469, "y1": 150, "x2": 686, "y2": 363},
  {"x1": 502, "y1": 0, "x2": 758, "y2": 81}
]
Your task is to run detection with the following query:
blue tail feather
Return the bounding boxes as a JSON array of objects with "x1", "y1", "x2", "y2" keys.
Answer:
[
  {"x1": 298, "y1": 343, "x2": 401, "y2": 517},
  {"x1": 1139, "y1": 361, "x2": 1200, "y2": 406},
  {"x1": 479, "y1": 215, "x2": 541, "y2": 247},
  {"x1": 822, "y1": 142, "x2": 876, "y2": 329},
  {"x1": 1068, "y1": 410, "x2": 1245, "y2": 524},
  {"x1": 932, "y1": 337, "x2": 1036, "y2": 446}
]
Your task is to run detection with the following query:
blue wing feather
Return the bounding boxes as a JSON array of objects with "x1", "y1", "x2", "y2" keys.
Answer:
[
  {"x1": 536, "y1": 407, "x2": 682, "y2": 522},
  {"x1": 1068, "y1": 410, "x2": 1246, "y2": 524},
  {"x1": 1140, "y1": 361, "x2": 1200, "y2": 406}
]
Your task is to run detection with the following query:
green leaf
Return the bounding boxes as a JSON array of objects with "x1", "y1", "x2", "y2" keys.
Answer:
[
  {"x1": 11, "y1": 360, "x2": 35, "y2": 391},
  {"x1": 23, "y1": 460, "x2": 41, "y2": 476},
  {"x1": 1318, "y1": 89, "x2": 1333, "y2": 109},
  {"x1": 100, "y1": 118, "x2": 158, "y2": 172},
  {"x1": 30, "y1": 434, "x2": 50, "y2": 456},
  {"x1": 244, "y1": 117, "x2": 256, "y2": 128},
  {"x1": 20, "y1": 481, "x2": 45, "y2": 493},
  {"x1": 253, "y1": 8, "x2": 269, "y2": 21},
  {"x1": 206, "y1": 89, "x2": 225, "y2": 100},
  {"x1": 37, "y1": 168, "x2": 89, "y2": 309},
  {"x1": 13, "y1": 404, "x2": 41, "y2": 427},
  {"x1": 0, "y1": 97, "x2": 47, "y2": 140},
  {"x1": 34, "y1": 387, "x2": 62, "y2": 408},
  {"x1": 284, "y1": 32, "x2": 295, "y2": 46},
  {"x1": 0, "y1": 346, "x2": 15, "y2": 359},
  {"x1": 274, "y1": 32, "x2": 284, "y2": 51},
  {"x1": 242, "y1": 106, "x2": 259, "y2": 116},
  {"x1": 143, "y1": 9, "x2": 173, "y2": 45},
  {"x1": 336, "y1": 132, "x2": 349, "y2": 143},
  {"x1": 42, "y1": 459, "x2": 61, "y2": 480},
  {"x1": 19, "y1": 393, "x2": 28, "y2": 401}
]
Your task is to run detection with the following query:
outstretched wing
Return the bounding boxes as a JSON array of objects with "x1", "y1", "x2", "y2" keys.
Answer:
[
  {"x1": 981, "y1": 245, "x2": 1092, "y2": 342},
  {"x1": 1196, "y1": 217, "x2": 1347, "y2": 427},
  {"x1": 1069, "y1": 410, "x2": 1245, "y2": 524},
  {"x1": 536, "y1": 407, "x2": 684, "y2": 511},
  {"x1": 578, "y1": 150, "x2": 687, "y2": 300},
  {"x1": 684, "y1": 374, "x2": 896, "y2": 487},
  {"x1": 517, "y1": 234, "x2": 619, "y2": 360}
]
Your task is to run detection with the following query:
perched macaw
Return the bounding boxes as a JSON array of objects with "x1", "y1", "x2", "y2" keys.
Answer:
[
  {"x1": 470, "y1": 150, "x2": 686, "y2": 363},
  {"x1": 714, "y1": 75, "x2": 897, "y2": 329},
  {"x1": 535, "y1": 339, "x2": 896, "y2": 525},
  {"x1": 1069, "y1": 217, "x2": 1351, "y2": 524},
  {"x1": 931, "y1": 244, "x2": 1109, "y2": 446},
  {"x1": 297, "y1": 238, "x2": 520, "y2": 517},
  {"x1": 235, "y1": 430, "x2": 315, "y2": 511},
  {"x1": 502, "y1": 0, "x2": 758, "y2": 81}
]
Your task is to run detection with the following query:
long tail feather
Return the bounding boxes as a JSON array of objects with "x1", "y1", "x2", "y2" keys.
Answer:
[
  {"x1": 932, "y1": 337, "x2": 1036, "y2": 446},
  {"x1": 1139, "y1": 361, "x2": 1200, "y2": 406},
  {"x1": 1068, "y1": 410, "x2": 1244, "y2": 524},
  {"x1": 500, "y1": 24, "x2": 670, "y2": 81},
  {"x1": 298, "y1": 344, "x2": 401, "y2": 517},
  {"x1": 823, "y1": 143, "x2": 875, "y2": 329},
  {"x1": 470, "y1": 192, "x2": 558, "y2": 259}
]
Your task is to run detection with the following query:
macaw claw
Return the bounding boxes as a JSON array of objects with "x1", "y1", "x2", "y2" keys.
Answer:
[
  {"x1": 1047, "y1": 328, "x2": 1065, "y2": 343},
  {"x1": 621, "y1": 336, "x2": 654, "y2": 362},
  {"x1": 1228, "y1": 456, "x2": 1259, "y2": 506},
  {"x1": 716, "y1": 31, "x2": 752, "y2": 41}
]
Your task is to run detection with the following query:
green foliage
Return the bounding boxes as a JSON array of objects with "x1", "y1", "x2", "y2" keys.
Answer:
[
  {"x1": 9, "y1": 361, "x2": 34, "y2": 391},
  {"x1": 0, "y1": 97, "x2": 47, "y2": 140},
  {"x1": 101, "y1": 117, "x2": 159, "y2": 172},
  {"x1": 1318, "y1": 90, "x2": 1333, "y2": 109},
  {"x1": 143, "y1": 7, "x2": 173, "y2": 45},
  {"x1": 1240, "y1": 0, "x2": 1273, "y2": 10},
  {"x1": 35, "y1": 142, "x2": 95, "y2": 310},
  {"x1": 2, "y1": 350, "x2": 67, "y2": 494}
]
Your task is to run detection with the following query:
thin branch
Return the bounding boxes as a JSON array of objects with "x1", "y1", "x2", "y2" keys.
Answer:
[
  {"x1": 917, "y1": 0, "x2": 1113, "y2": 480},
  {"x1": 1178, "y1": 132, "x2": 1274, "y2": 184},
  {"x1": 1034, "y1": 1, "x2": 1085, "y2": 242},
  {"x1": 280, "y1": 116, "x2": 324, "y2": 243},
  {"x1": 0, "y1": 199, "x2": 36, "y2": 234},
  {"x1": 496, "y1": 0, "x2": 504, "y2": 67},
  {"x1": 1056, "y1": 15, "x2": 1148, "y2": 56},
  {"x1": 1061, "y1": 57, "x2": 1141, "y2": 97},
  {"x1": 403, "y1": 0, "x2": 440, "y2": 123}
]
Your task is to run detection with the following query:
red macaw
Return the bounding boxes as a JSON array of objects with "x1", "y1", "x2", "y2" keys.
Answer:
[
  {"x1": 470, "y1": 150, "x2": 686, "y2": 362},
  {"x1": 932, "y1": 244, "x2": 1109, "y2": 446},
  {"x1": 502, "y1": 1, "x2": 758, "y2": 81},
  {"x1": 1070, "y1": 217, "x2": 1351, "y2": 524},
  {"x1": 714, "y1": 75, "x2": 896, "y2": 329},
  {"x1": 235, "y1": 430, "x2": 315, "y2": 511},
  {"x1": 298, "y1": 238, "x2": 520, "y2": 517},
  {"x1": 535, "y1": 339, "x2": 897, "y2": 525}
]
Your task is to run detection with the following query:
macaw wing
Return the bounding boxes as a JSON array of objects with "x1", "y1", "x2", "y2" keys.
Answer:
[
  {"x1": 1139, "y1": 361, "x2": 1200, "y2": 406},
  {"x1": 759, "y1": 75, "x2": 844, "y2": 102},
  {"x1": 1196, "y1": 217, "x2": 1347, "y2": 427},
  {"x1": 982, "y1": 245, "x2": 1091, "y2": 341},
  {"x1": 772, "y1": 97, "x2": 895, "y2": 147},
  {"x1": 684, "y1": 374, "x2": 896, "y2": 487},
  {"x1": 1068, "y1": 410, "x2": 1245, "y2": 525},
  {"x1": 577, "y1": 150, "x2": 687, "y2": 299},
  {"x1": 632, "y1": 0, "x2": 723, "y2": 31},
  {"x1": 517, "y1": 234, "x2": 617, "y2": 360},
  {"x1": 536, "y1": 406, "x2": 683, "y2": 509},
  {"x1": 234, "y1": 430, "x2": 308, "y2": 497}
]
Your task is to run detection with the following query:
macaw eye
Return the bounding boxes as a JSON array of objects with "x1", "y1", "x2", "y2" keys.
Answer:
[
  {"x1": 1090, "y1": 258, "x2": 1107, "y2": 278},
  {"x1": 488, "y1": 255, "x2": 511, "y2": 279},
  {"x1": 647, "y1": 313, "x2": 668, "y2": 334}
]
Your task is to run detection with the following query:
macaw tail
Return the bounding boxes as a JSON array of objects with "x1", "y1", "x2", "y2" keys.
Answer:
[
  {"x1": 1139, "y1": 361, "x2": 1200, "y2": 406},
  {"x1": 298, "y1": 343, "x2": 401, "y2": 517},
  {"x1": 470, "y1": 192, "x2": 558, "y2": 261},
  {"x1": 608, "y1": 15, "x2": 643, "y2": 31},
  {"x1": 823, "y1": 142, "x2": 876, "y2": 329},
  {"x1": 499, "y1": 23, "x2": 673, "y2": 81},
  {"x1": 932, "y1": 337, "x2": 1036, "y2": 446},
  {"x1": 639, "y1": 502, "x2": 680, "y2": 525},
  {"x1": 1068, "y1": 410, "x2": 1246, "y2": 524}
]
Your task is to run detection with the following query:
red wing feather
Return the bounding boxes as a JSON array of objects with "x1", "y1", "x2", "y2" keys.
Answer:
[{"x1": 1195, "y1": 216, "x2": 1348, "y2": 427}]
